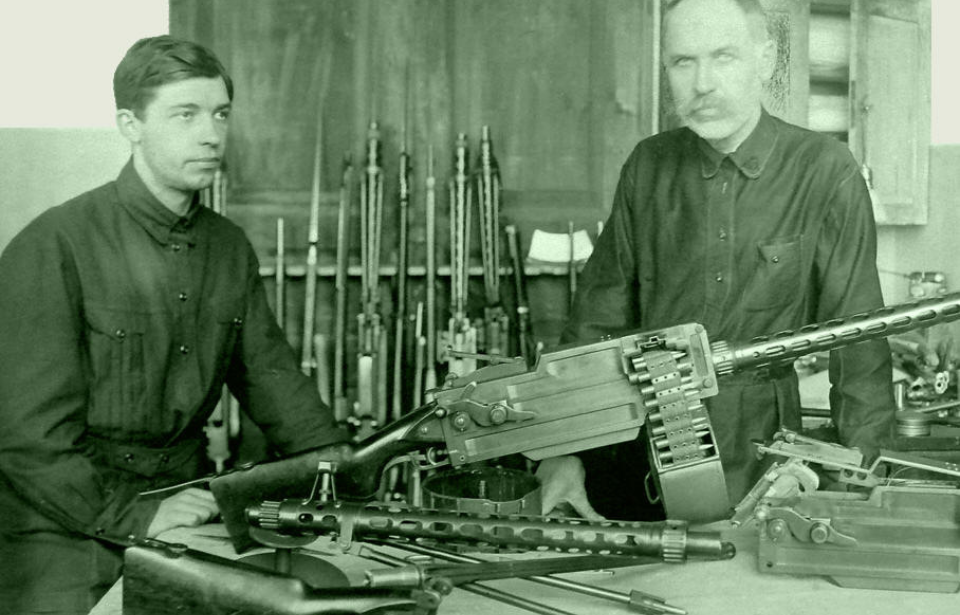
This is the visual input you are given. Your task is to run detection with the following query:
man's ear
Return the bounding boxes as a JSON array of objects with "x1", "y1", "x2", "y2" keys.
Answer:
[
  {"x1": 758, "y1": 38, "x2": 777, "y2": 83},
  {"x1": 116, "y1": 109, "x2": 142, "y2": 144}
]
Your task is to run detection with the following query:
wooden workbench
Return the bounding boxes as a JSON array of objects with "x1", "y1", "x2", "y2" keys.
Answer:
[{"x1": 93, "y1": 522, "x2": 956, "y2": 615}]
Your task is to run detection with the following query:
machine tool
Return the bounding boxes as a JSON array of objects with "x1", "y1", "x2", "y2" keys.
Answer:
[{"x1": 736, "y1": 429, "x2": 960, "y2": 593}]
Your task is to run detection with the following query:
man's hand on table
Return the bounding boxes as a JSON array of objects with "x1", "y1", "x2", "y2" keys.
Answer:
[
  {"x1": 146, "y1": 487, "x2": 219, "y2": 538},
  {"x1": 536, "y1": 455, "x2": 605, "y2": 521}
]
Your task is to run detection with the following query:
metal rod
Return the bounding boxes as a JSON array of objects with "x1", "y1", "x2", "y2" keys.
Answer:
[
  {"x1": 357, "y1": 547, "x2": 580, "y2": 615},
  {"x1": 374, "y1": 540, "x2": 685, "y2": 615}
]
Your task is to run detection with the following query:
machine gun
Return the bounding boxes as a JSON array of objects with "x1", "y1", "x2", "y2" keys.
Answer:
[{"x1": 211, "y1": 293, "x2": 960, "y2": 552}]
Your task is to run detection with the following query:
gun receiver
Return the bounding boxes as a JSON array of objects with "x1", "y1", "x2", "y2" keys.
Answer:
[{"x1": 212, "y1": 293, "x2": 960, "y2": 551}]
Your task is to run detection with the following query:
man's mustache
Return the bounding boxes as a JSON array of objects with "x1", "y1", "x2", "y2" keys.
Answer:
[{"x1": 682, "y1": 96, "x2": 726, "y2": 115}]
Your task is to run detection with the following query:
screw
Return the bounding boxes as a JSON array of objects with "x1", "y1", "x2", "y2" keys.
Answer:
[
  {"x1": 451, "y1": 412, "x2": 470, "y2": 431},
  {"x1": 767, "y1": 519, "x2": 787, "y2": 541},
  {"x1": 488, "y1": 404, "x2": 508, "y2": 425},
  {"x1": 809, "y1": 522, "x2": 830, "y2": 544}
]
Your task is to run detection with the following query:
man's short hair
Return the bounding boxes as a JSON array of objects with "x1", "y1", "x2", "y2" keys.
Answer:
[
  {"x1": 113, "y1": 35, "x2": 234, "y2": 118},
  {"x1": 663, "y1": 0, "x2": 770, "y2": 42}
]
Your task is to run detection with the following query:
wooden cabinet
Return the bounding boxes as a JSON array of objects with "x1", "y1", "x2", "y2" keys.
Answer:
[
  {"x1": 170, "y1": 0, "x2": 662, "y2": 348},
  {"x1": 806, "y1": 0, "x2": 931, "y2": 225}
]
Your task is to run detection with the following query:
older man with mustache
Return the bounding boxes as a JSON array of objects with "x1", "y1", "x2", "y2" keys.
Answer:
[{"x1": 537, "y1": 0, "x2": 894, "y2": 522}]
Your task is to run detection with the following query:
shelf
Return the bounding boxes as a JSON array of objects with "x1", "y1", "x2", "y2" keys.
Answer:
[{"x1": 259, "y1": 261, "x2": 582, "y2": 279}]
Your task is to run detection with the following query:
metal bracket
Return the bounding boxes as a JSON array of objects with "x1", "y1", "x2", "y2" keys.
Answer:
[
  {"x1": 442, "y1": 382, "x2": 536, "y2": 428},
  {"x1": 760, "y1": 506, "x2": 858, "y2": 547}
]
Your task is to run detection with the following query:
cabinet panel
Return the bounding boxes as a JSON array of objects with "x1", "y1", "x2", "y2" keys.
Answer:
[{"x1": 852, "y1": 0, "x2": 930, "y2": 225}]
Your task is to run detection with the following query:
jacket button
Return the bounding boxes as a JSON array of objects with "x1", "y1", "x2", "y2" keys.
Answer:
[
  {"x1": 772, "y1": 256, "x2": 780, "y2": 263},
  {"x1": 178, "y1": 292, "x2": 188, "y2": 301},
  {"x1": 179, "y1": 344, "x2": 190, "y2": 355},
  {"x1": 124, "y1": 453, "x2": 135, "y2": 463},
  {"x1": 115, "y1": 329, "x2": 126, "y2": 339},
  {"x1": 172, "y1": 244, "x2": 182, "y2": 252},
  {"x1": 233, "y1": 317, "x2": 243, "y2": 328}
]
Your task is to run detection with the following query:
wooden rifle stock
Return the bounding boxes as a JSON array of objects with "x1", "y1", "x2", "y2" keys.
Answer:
[{"x1": 210, "y1": 403, "x2": 442, "y2": 553}]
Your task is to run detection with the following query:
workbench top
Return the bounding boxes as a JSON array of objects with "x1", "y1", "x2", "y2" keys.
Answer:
[{"x1": 93, "y1": 521, "x2": 955, "y2": 615}]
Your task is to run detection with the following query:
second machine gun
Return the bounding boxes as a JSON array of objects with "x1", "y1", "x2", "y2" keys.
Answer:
[{"x1": 211, "y1": 293, "x2": 960, "y2": 551}]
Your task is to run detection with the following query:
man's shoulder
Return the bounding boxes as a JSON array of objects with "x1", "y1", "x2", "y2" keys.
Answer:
[
  {"x1": 12, "y1": 180, "x2": 118, "y2": 244},
  {"x1": 771, "y1": 115, "x2": 858, "y2": 171},
  {"x1": 623, "y1": 127, "x2": 690, "y2": 167},
  {"x1": 195, "y1": 207, "x2": 254, "y2": 247}
]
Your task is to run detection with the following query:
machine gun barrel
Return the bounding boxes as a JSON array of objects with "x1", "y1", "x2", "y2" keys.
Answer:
[
  {"x1": 711, "y1": 292, "x2": 960, "y2": 376},
  {"x1": 247, "y1": 500, "x2": 735, "y2": 563}
]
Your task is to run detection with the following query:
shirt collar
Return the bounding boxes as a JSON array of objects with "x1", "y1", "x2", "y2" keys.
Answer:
[
  {"x1": 697, "y1": 107, "x2": 779, "y2": 180},
  {"x1": 115, "y1": 159, "x2": 201, "y2": 245}
]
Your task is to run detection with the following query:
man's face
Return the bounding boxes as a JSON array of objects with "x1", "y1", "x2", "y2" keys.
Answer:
[
  {"x1": 121, "y1": 77, "x2": 231, "y2": 206},
  {"x1": 662, "y1": 0, "x2": 773, "y2": 152}
]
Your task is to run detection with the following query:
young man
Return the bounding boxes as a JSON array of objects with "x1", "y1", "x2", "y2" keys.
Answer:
[
  {"x1": 538, "y1": 0, "x2": 894, "y2": 521},
  {"x1": 0, "y1": 36, "x2": 346, "y2": 614}
]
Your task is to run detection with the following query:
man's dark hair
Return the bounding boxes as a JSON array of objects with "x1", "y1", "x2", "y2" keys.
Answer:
[{"x1": 113, "y1": 35, "x2": 234, "y2": 118}]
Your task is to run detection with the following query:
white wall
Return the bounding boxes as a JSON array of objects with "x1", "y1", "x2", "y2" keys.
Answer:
[
  {"x1": 930, "y1": 0, "x2": 960, "y2": 144},
  {"x1": 0, "y1": 0, "x2": 168, "y2": 251}
]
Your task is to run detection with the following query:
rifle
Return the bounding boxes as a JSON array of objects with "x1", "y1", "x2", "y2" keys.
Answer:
[
  {"x1": 391, "y1": 127, "x2": 412, "y2": 422},
  {"x1": 504, "y1": 224, "x2": 534, "y2": 366},
  {"x1": 356, "y1": 121, "x2": 386, "y2": 435},
  {"x1": 333, "y1": 155, "x2": 354, "y2": 424},
  {"x1": 567, "y1": 220, "x2": 577, "y2": 314},
  {"x1": 411, "y1": 302, "x2": 426, "y2": 407},
  {"x1": 211, "y1": 292, "x2": 960, "y2": 552},
  {"x1": 442, "y1": 133, "x2": 478, "y2": 378},
  {"x1": 423, "y1": 146, "x2": 439, "y2": 397},
  {"x1": 300, "y1": 122, "x2": 323, "y2": 390},
  {"x1": 204, "y1": 168, "x2": 235, "y2": 472},
  {"x1": 274, "y1": 218, "x2": 286, "y2": 328},
  {"x1": 475, "y1": 125, "x2": 509, "y2": 358}
]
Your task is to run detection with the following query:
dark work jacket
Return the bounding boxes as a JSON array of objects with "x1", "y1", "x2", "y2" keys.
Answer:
[
  {"x1": 0, "y1": 161, "x2": 347, "y2": 546},
  {"x1": 564, "y1": 110, "x2": 894, "y2": 507}
]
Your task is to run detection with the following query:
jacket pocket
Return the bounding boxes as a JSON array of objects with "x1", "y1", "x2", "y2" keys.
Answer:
[
  {"x1": 212, "y1": 300, "x2": 245, "y2": 377},
  {"x1": 83, "y1": 304, "x2": 149, "y2": 431},
  {"x1": 741, "y1": 237, "x2": 802, "y2": 312}
]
